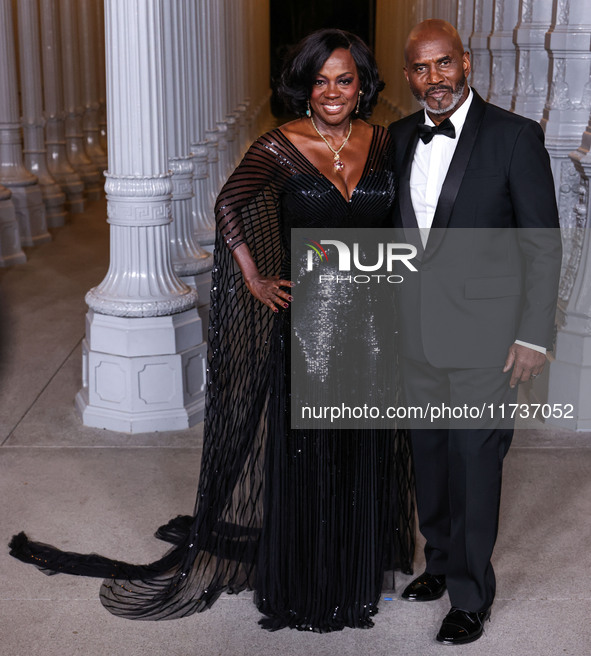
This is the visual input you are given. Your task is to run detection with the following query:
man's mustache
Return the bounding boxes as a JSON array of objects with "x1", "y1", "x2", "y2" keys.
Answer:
[{"x1": 425, "y1": 85, "x2": 453, "y2": 97}]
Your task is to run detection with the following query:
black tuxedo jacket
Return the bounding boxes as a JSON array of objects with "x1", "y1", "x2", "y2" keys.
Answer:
[{"x1": 388, "y1": 91, "x2": 562, "y2": 369}]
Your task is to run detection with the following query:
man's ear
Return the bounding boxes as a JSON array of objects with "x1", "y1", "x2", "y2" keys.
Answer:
[
  {"x1": 403, "y1": 67, "x2": 409, "y2": 83},
  {"x1": 462, "y1": 51, "x2": 471, "y2": 78}
]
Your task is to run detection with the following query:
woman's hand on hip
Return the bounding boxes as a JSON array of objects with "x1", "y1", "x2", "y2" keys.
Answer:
[{"x1": 245, "y1": 275, "x2": 294, "y2": 312}]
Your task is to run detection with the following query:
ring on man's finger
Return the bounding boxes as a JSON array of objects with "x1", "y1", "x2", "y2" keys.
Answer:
[{"x1": 530, "y1": 374, "x2": 539, "y2": 379}]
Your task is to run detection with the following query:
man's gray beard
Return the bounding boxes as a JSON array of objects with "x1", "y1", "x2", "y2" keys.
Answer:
[{"x1": 415, "y1": 79, "x2": 466, "y2": 115}]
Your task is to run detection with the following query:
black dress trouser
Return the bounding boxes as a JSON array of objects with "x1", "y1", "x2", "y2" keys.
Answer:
[{"x1": 401, "y1": 357, "x2": 517, "y2": 612}]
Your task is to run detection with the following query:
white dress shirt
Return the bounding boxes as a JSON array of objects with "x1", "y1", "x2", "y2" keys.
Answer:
[{"x1": 409, "y1": 88, "x2": 545, "y2": 355}]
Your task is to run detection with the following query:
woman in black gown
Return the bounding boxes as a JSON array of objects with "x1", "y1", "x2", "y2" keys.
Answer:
[{"x1": 10, "y1": 29, "x2": 414, "y2": 632}]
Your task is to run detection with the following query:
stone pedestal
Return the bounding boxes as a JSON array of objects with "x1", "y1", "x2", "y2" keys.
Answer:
[
  {"x1": 0, "y1": 185, "x2": 26, "y2": 266},
  {"x1": 77, "y1": 310, "x2": 206, "y2": 432}
]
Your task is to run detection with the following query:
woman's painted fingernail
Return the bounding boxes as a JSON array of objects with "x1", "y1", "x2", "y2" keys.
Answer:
[
  {"x1": 288, "y1": 296, "x2": 293, "y2": 301},
  {"x1": 283, "y1": 303, "x2": 289, "y2": 308},
  {"x1": 273, "y1": 308, "x2": 279, "y2": 313}
]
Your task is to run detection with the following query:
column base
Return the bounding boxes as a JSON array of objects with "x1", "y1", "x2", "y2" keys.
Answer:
[
  {"x1": 180, "y1": 269, "x2": 211, "y2": 332},
  {"x1": 76, "y1": 308, "x2": 206, "y2": 434},
  {"x1": 40, "y1": 182, "x2": 68, "y2": 228},
  {"x1": 6, "y1": 184, "x2": 51, "y2": 247},
  {"x1": 0, "y1": 194, "x2": 26, "y2": 266},
  {"x1": 195, "y1": 229, "x2": 215, "y2": 246}
]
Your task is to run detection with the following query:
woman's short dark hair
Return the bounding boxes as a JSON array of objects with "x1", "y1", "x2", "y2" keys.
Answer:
[{"x1": 277, "y1": 29, "x2": 384, "y2": 120}]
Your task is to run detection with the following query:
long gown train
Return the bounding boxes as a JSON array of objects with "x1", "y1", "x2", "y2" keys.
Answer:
[{"x1": 10, "y1": 125, "x2": 415, "y2": 631}]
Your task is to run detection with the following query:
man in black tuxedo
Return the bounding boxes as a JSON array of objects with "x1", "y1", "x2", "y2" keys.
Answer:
[{"x1": 388, "y1": 20, "x2": 562, "y2": 644}]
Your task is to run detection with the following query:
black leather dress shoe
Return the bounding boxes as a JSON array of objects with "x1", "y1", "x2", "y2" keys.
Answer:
[
  {"x1": 436, "y1": 606, "x2": 491, "y2": 645},
  {"x1": 401, "y1": 572, "x2": 447, "y2": 601}
]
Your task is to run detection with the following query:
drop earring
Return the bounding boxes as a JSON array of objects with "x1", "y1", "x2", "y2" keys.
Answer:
[
  {"x1": 355, "y1": 90, "x2": 364, "y2": 115},
  {"x1": 306, "y1": 99, "x2": 311, "y2": 118}
]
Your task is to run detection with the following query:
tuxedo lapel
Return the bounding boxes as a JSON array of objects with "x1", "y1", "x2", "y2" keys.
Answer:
[
  {"x1": 398, "y1": 115, "x2": 424, "y2": 259},
  {"x1": 428, "y1": 92, "x2": 487, "y2": 234}
]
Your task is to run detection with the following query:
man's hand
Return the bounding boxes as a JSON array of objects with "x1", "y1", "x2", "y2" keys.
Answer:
[{"x1": 503, "y1": 343, "x2": 547, "y2": 388}]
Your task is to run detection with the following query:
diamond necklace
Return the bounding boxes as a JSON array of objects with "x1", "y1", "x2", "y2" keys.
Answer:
[{"x1": 310, "y1": 116, "x2": 353, "y2": 172}]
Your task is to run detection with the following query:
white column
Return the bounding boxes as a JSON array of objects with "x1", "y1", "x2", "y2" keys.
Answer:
[
  {"x1": 512, "y1": 0, "x2": 554, "y2": 121},
  {"x1": 40, "y1": 0, "x2": 85, "y2": 214},
  {"x1": 469, "y1": 0, "x2": 494, "y2": 99},
  {"x1": 542, "y1": 1, "x2": 591, "y2": 163},
  {"x1": 59, "y1": 0, "x2": 102, "y2": 200},
  {"x1": 488, "y1": 0, "x2": 520, "y2": 110},
  {"x1": 253, "y1": 0, "x2": 273, "y2": 136},
  {"x1": 0, "y1": 185, "x2": 26, "y2": 267},
  {"x1": 162, "y1": 0, "x2": 213, "y2": 309},
  {"x1": 17, "y1": 0, "x2": 67, "y2": 229},
  {"x1": 536, "y1": 2, "x2": 591, "y2": 431},
  {"x1": 540, "y1": 2, "x2": 591, "y2": 293},
  {"x1": 78, "y1": 0, "x2": 108, "y2": 173},
  {"x1": 457, "y1": 0, "x2": 475, "y2": 52},
  {"x1": 234, "y1": 2, "x2": 250, "y2": 156},
  {"x1": 203, "y1": 0, "x2": 223, "y2": 213},
  {"x1": 0, "y1": 0, "x2": 50, "y2": 248},
  {"x1": 223, "y1": 0, "x2": 240, "y2": 168},
  {"x1": 76, "y1": 0, "x2": 205, "y2": 433},
  {"x1": 213, "y1": 1, "x2": 232, "y2": 187},
  {"x1": 188, "y1": 0, "x2": 215, "y2": 246},
  {"x1": 541, "y1": 113, "x2": 591, "y2": 430},
  {"x1": 95, "y1": 0, "x2": 107, "y2": 154}
]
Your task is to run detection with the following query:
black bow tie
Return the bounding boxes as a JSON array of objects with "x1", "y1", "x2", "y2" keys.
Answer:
[{"x1": 417, "y1": 118, "x2": 456, "y2": 144}]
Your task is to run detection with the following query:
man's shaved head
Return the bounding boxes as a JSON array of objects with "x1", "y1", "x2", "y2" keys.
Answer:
[{"x1": 404, "y1": 19, "x2": 465, "y2": 65}]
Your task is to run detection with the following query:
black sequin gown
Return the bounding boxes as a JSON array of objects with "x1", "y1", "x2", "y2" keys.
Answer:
[{"x1": 10, "y1": 125, "x2": 415, "y2": 632}]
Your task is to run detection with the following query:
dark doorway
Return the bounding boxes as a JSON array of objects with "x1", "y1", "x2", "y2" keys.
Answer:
[{"x1": 270, "y1": 0, "x2": 376, "y2": 117}]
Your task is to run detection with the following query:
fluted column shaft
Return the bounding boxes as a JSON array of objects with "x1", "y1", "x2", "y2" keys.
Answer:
[
  {"x1": 540, "y1": 2, "x2": 591, "y2": 276},
  {"x1": 213, "y1": 0, "x2": 231, "y2": 188},
  {"x1": 189, "y1": 0, "x2": 215, "y2": 245},
  {"x1": 162, "y1": 0, "x2": 212, "y2": 284},
  {"x1": 78, "y1": 0, "x2": 108, "y2": 173},
  {"x1": 59, "y1": 0, "x2": 102, "y2": 199},
  {"x1": 234, "y1": 2, "x2": 250, "y2": 156},
  {"x1": 86, "y1": 0, "x2": 196, "y2": 318},
  {"x1": 542, "y1": 1, "x2": 591, "y2": 150},
  {"x1": 469, "y1": 0, "x2": 494, "y2": 99},
  {"x1": 0, "y1": 0, "x2": 50, "y2": 248},
  {"x1": 223, "y1": 0, "x2": 240, "y2": 168},
  {"x1": 488, "y1": 0, "x2": 520, "y2": 109},
  {"x1": 512, "y1": 0, "x2": 553, "y2": 121},
  {"x1": 17, "y1": 0, "x2": 67, "y2": 229},
  {"x1": 95, "y1": 0, "x2": 107, "y2": 153},
  {"x1": 457, "y1": 0, "x2": 475, "y2": 49},
  {"x1": 39, "y1": 0, "x2": 85, "y2": 214},
  {"x1": 203, "y1": 0, "x2": 223, "y2": 212}
]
